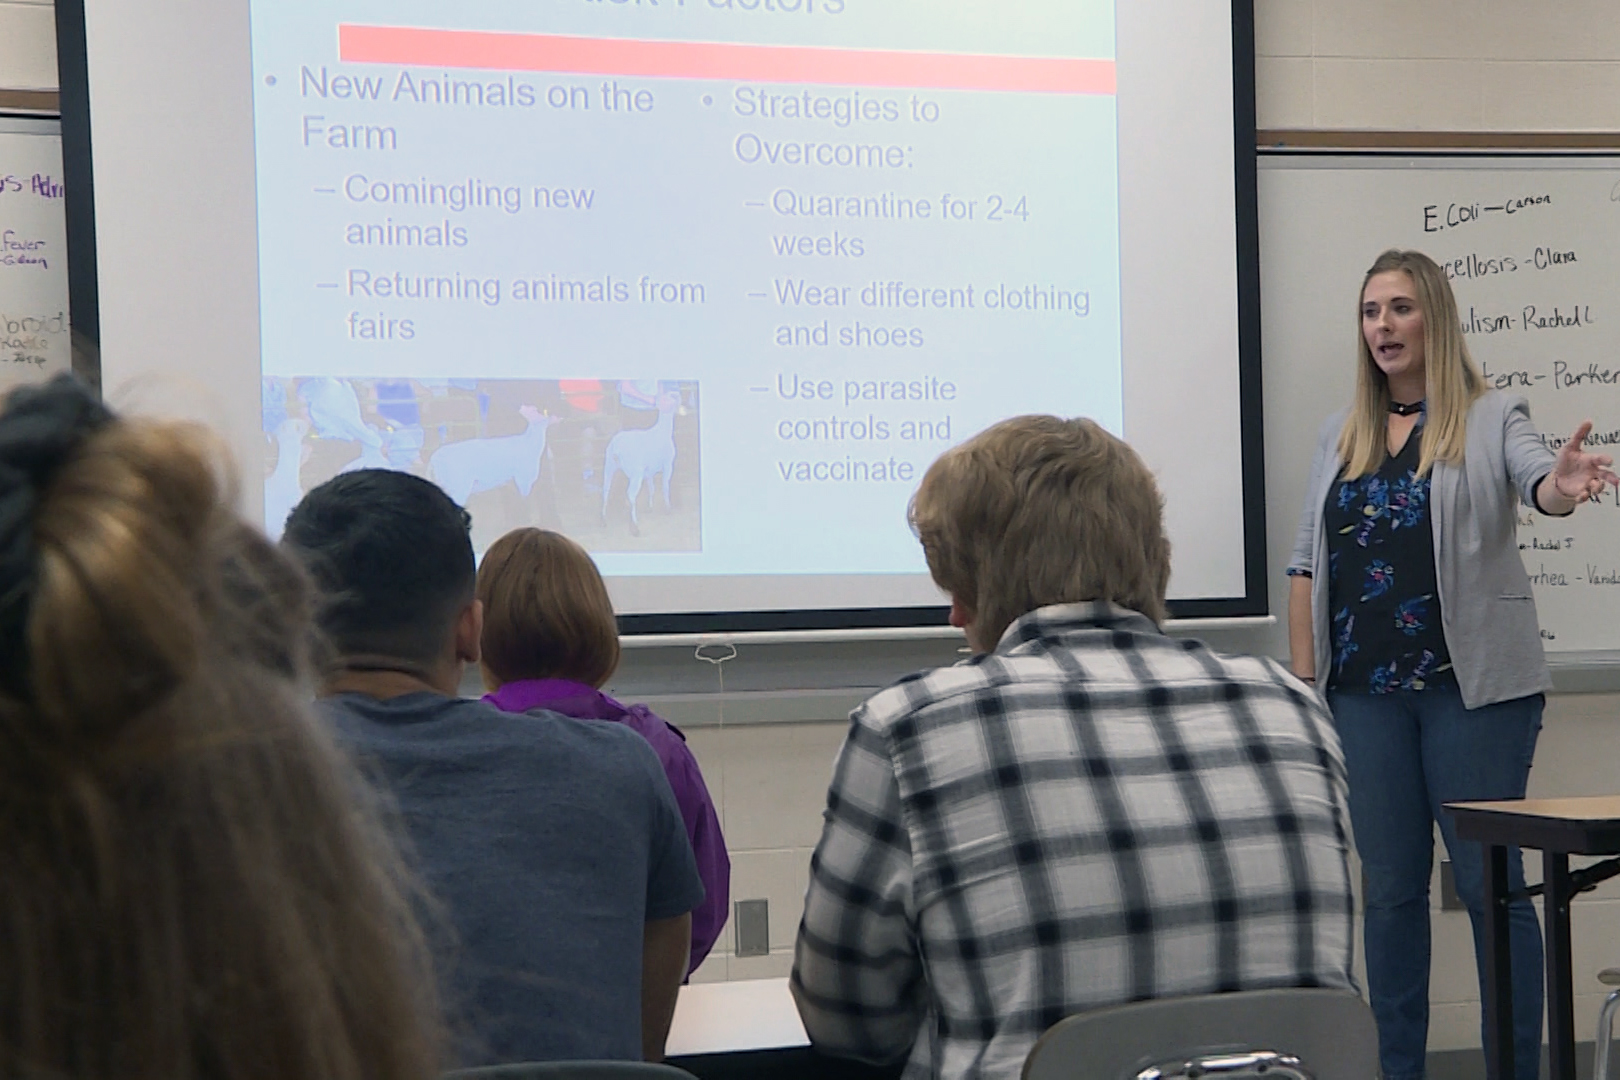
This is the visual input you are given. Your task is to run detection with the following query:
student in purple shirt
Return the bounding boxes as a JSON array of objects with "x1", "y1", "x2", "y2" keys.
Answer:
[{"x1": 477, "y1": 528, "x2": 730, "y2": 974}]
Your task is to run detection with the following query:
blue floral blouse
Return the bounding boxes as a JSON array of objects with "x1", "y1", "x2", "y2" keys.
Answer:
[{"x1": 1320, "y1": 425, "x2": 1455, "y2": 694}]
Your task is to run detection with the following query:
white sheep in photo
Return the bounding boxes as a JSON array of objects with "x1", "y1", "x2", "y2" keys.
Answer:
[
  {"x1": 602, "y1": 390, "x2": 680, "y2": 536},
  {"x1": 301, "y1": 378, "x2": 383, "y2": 449},
  {"x1": 429, "y1": 405, "x2": 555, "y2": 506}
]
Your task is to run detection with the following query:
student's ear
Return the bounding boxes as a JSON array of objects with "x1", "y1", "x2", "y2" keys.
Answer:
[
  {"x1": 948, "y1": 596, "x2": 974, "y2": 631},
  {"x1": 455, "y1": 598, "x2": 484, "y2": 665},
  {"x1": 948, "y1": 596, "x2": 985, "y2": 653}
]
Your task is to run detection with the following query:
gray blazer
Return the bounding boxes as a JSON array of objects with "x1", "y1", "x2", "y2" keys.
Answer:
[{"x1": 1289, "y1": 390, "x2": 1560, "y2": 710}]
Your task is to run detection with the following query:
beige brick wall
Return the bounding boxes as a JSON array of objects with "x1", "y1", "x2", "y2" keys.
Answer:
[
  {"x1": 1256, "y1": 0, "x2": 1620, "y2": 131},
  {"x1": 680, "y1": 720, "x2": 848, "y2": 983},
  {"x1": 0, "y1": 0, "x2": 56, "y2": 91}
]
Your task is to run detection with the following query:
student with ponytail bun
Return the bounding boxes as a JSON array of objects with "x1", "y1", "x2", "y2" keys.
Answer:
[{"x1": 0, "y1": 375, "x2": 443, "y2": 1080}]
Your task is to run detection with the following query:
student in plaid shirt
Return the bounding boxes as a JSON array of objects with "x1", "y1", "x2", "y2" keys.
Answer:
[{"x1": 791, "y1": 415, "x2": 1356, "y2": 1080}]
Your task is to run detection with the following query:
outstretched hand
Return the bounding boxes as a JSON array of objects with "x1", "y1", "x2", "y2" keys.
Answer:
[{"x1": 1551, "y1": 420, "x2": 1620, "y2": 505}]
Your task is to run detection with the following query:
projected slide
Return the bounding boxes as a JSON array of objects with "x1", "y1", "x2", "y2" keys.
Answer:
[
  {"x1": 263, "y1": 377, "x2": 701, "y2": 551},
  {"x1": 250, "y1": 3, "x2": 1120, "y2": 578}
]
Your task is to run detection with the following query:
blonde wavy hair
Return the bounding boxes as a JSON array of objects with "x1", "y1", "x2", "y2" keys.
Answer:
[
  {"x1": 908, "y1": 415, "x2": 1171, "y2": 645},
  {"x1": 1338, "y1": 249, "x2": 1484, "y2": 479},
  {"x1": 0, "y1": 382, "x2": 443, "y2": 1080}
]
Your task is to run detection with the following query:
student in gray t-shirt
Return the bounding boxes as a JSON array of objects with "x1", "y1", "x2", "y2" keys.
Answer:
[{"x1": 282, "y1": 469, "x2": 703, "y2": 1066}]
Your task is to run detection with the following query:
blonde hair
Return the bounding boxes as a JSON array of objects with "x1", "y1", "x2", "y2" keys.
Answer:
[
  {"x1": 1338, "y1": 249, "x2": 1484, "y2": 479},
  {"x1": 0, "y1": 393, "x2": 442, "y2": 1080},
  {"x1": 477, "y1": 528, "x2": 621, "y2": 689},
  {"x1": 908, "y1": 415, "x2": 1171, "y2": 646}
]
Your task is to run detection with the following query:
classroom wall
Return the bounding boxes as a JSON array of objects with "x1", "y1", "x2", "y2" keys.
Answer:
[
  {"x1": 8, "y1": 0, "x2": 1620, "y2": 1055},
  {"x1": 0, "y1": 0, "x2": 55, "y2": 92},
  {"x1": 1254, "y1": 0, "x2": 1620, "y2": 131}
]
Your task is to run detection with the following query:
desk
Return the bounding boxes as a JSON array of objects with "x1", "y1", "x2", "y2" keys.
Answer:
[
  {"x1": 666, "y1": 978, "x2": 902, "y2": 1080},
  {"x1": 667, "y1": 978, "x2": 807, "y2": 1057},
  {"x1": 1448, "y1": 796, "x2": 1620, "y2": 1080}
]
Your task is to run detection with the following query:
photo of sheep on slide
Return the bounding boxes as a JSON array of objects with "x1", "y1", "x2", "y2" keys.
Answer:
[{"x1": 262, "y1": 377, "x2": 702, "y2": 554}]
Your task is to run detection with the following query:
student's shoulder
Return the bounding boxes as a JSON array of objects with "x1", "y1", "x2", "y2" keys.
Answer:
[
  {"x1": 854, "y1": 655, "x2": 1004, "y2": 734},
  {"x1": 1172, "y1": 637, "x2": 1302, "y2": 686},
  {"x1": 508, "y1": 707, "x2": 671, "y2": 791},
  {"x1": 460, "y1": 703, "x2": 674, "y2": 808},
  {"x1": 525, "y1": 705, "x2": 655, "y2": 756},
  {"x1": 323, "y1": 693, "x2": 650, "y2": 755},
  {"x1": 317, "y1": 690, "x2": 465, "y2": 729},
  {"x1": 440, "y1": 696, "x2": 651, "y2": 758},
  {"x1": 1176, "y1": 640, "x2": 1336, "y2": 726}
]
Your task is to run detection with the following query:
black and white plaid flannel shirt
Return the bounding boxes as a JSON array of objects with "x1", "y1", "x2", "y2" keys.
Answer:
[{"x1": 791, "y1": 602, "x2": 1356, "y2": 1080}]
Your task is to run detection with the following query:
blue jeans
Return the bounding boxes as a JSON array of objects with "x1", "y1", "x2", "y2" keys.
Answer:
[{"x1": 1328, "y1": 685, "x2": 1544, "y2": 1080}]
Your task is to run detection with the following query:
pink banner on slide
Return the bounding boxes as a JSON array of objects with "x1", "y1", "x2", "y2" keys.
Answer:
[{"x1": 338, "y1": 24, "x2": 1116, "y2": 96}]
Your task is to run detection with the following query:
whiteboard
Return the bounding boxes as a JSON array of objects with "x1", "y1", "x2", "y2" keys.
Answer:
[
  {"x1": 0, "y1": 117, "x2": 70, "y2": 392},
  {"x1": 1259, "y1": 154, "x2": 1620, "y2": 661}
]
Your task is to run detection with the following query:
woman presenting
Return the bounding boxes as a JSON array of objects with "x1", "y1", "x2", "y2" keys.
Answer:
[{"x1": 1288, "y1": 249, "x2": 1617, "y2": 1080}]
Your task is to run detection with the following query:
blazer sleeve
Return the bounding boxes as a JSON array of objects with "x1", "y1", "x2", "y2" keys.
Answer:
[
  {"x1": 1289, "y1": 413, "x2": 1344, "y2": 575},
  {"x1": 1499, "y1": 394, "x2": 1560, "y2": 511}
]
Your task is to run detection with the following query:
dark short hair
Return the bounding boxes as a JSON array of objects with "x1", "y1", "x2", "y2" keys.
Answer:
[
  {"x1": 477, "y1": 528, "x2": 621, "y2": 689},
  {"x1": 282, "y1": 470, "x2": 475, "y2": 667}
]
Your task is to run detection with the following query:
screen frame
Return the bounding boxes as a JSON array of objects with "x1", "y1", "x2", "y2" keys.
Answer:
[{"x1": 53, "y1": 0, "x2": 1267, "y2": 635}]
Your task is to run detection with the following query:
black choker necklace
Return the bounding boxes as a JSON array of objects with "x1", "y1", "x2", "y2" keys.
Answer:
[{"x1": 1389, "y1": 400, "x2": 1424, "y2": 416}]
